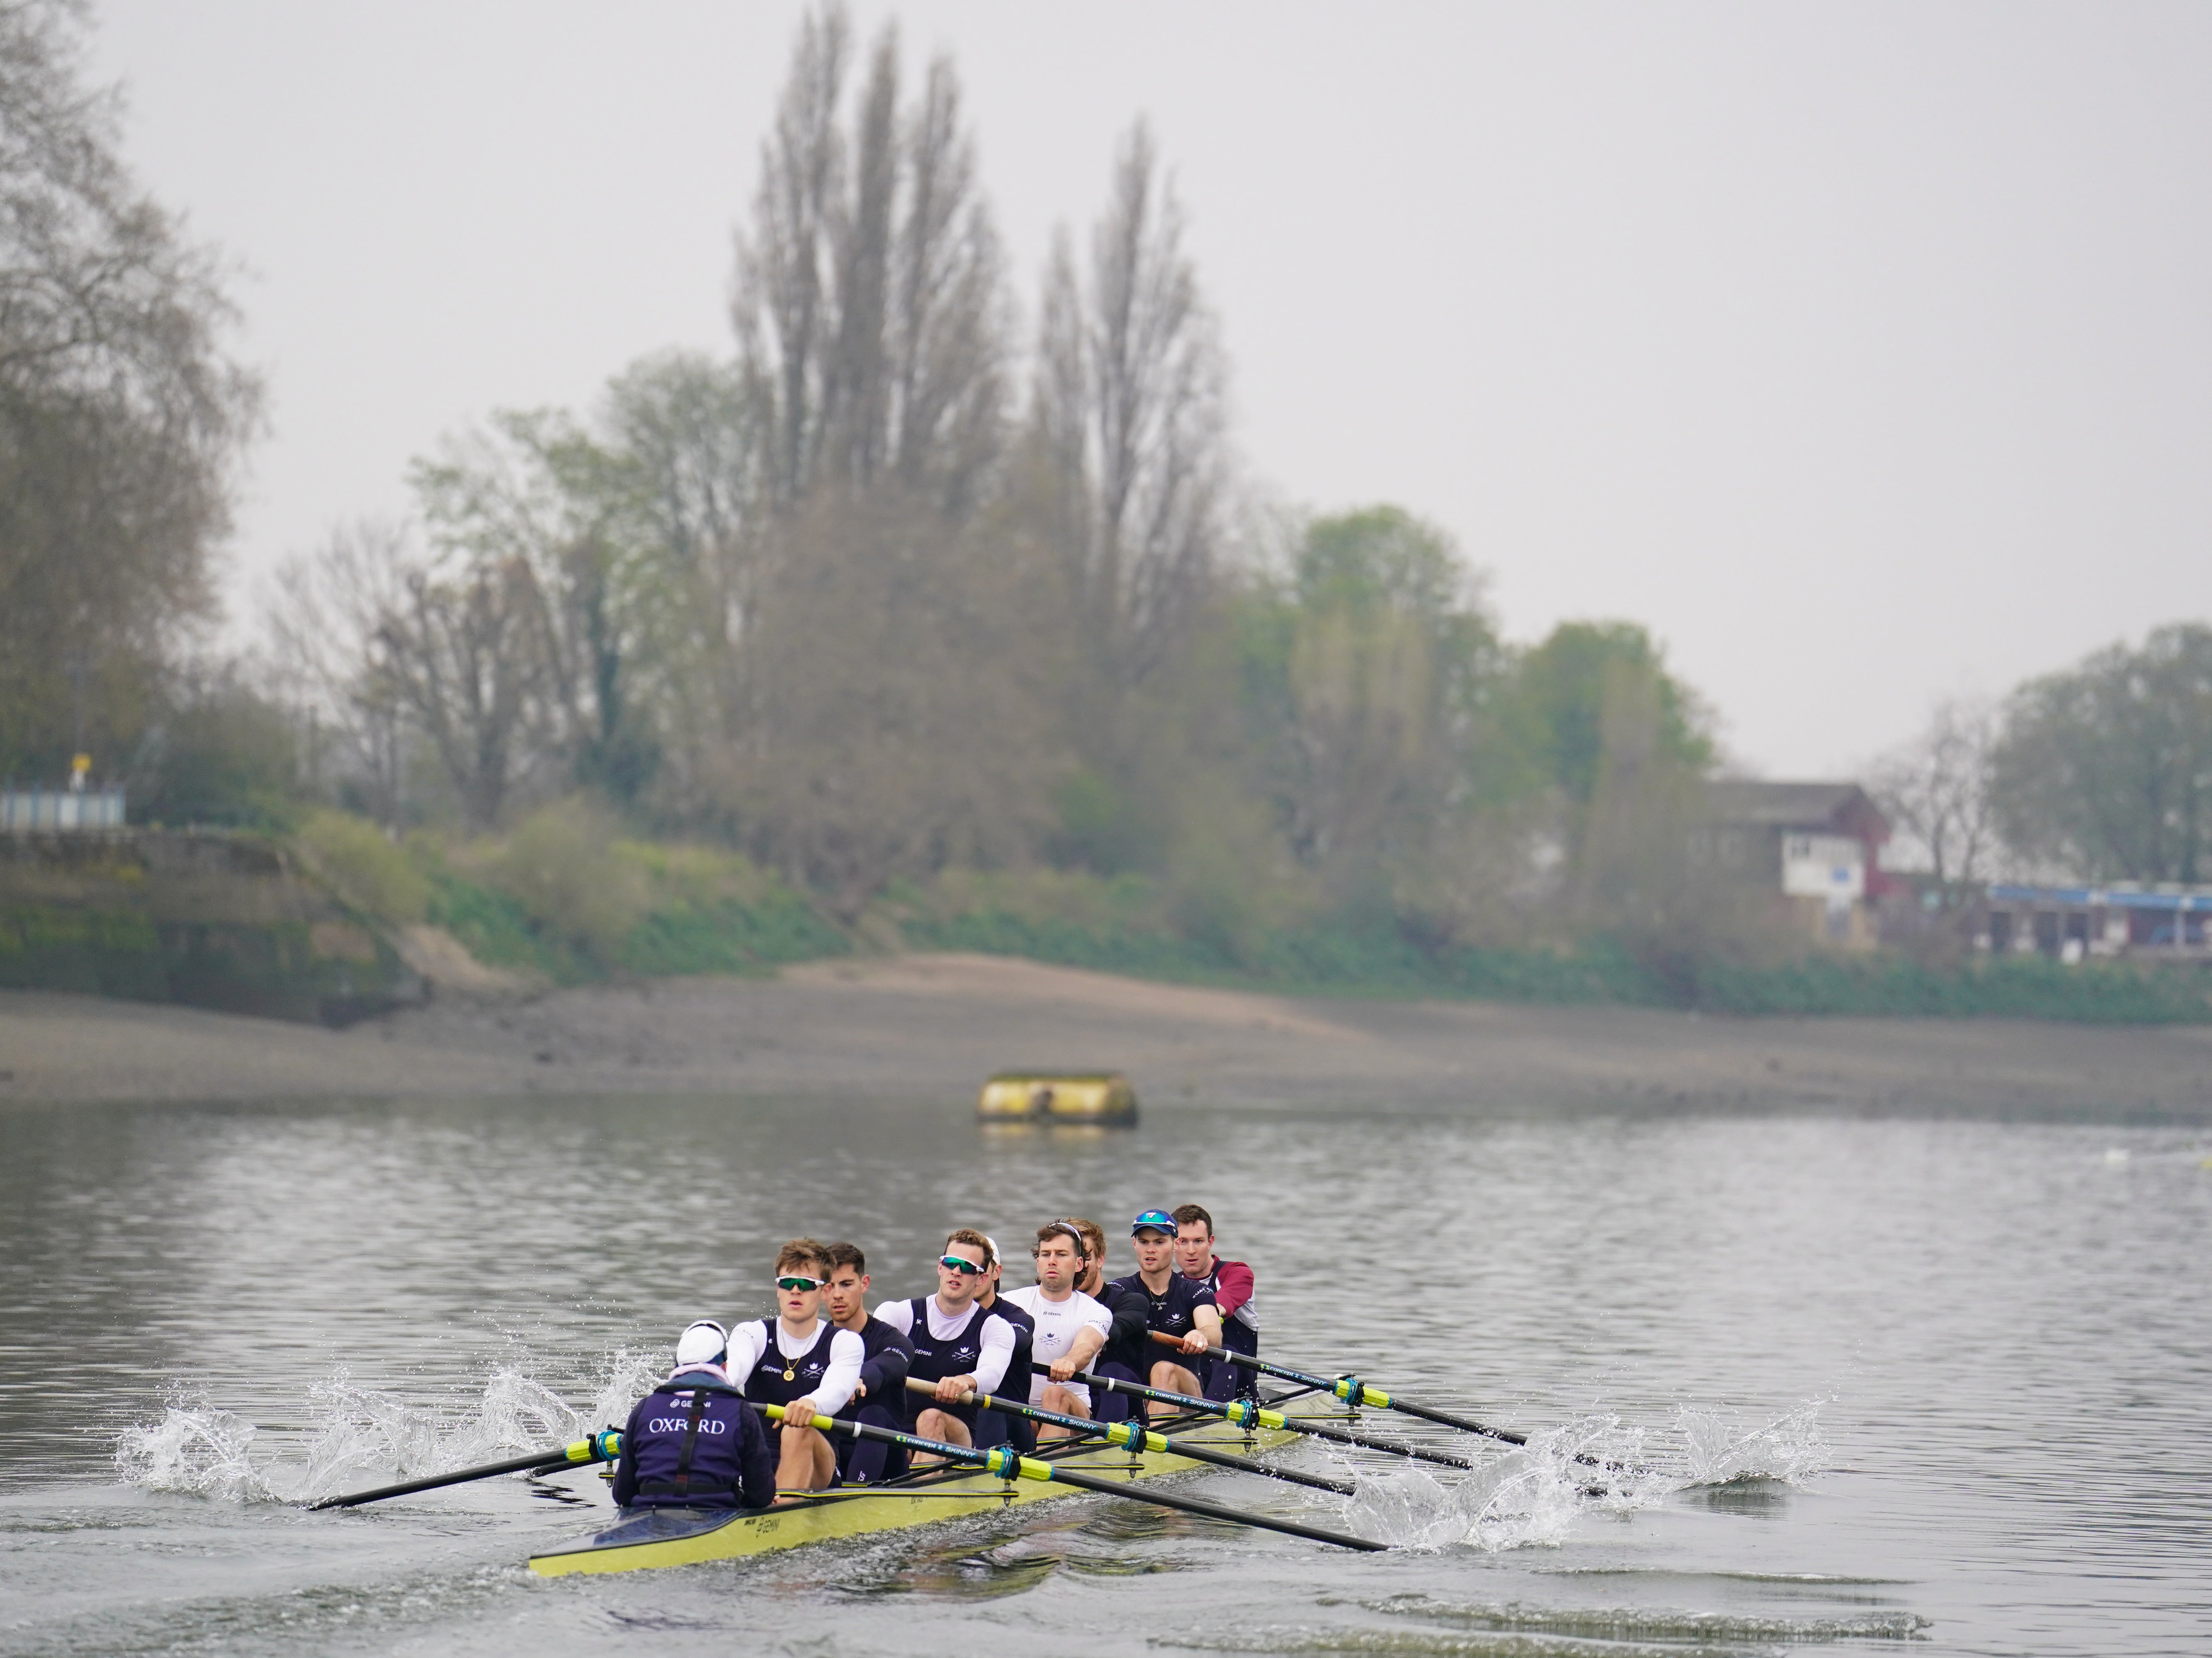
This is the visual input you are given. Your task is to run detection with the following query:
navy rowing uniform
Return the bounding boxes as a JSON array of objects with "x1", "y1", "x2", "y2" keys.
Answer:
[
  {"x1": 612, "y1": 1370, "x2": 775, "y2": 1510},
  {"x1": 1100, "y1": 1271, "x2": 1217, "y2": 1380},
  {"x1": 894, "y1": 1296, "x2": 1002, "y2": 1431},
  {"x1": 834, "y1": 1315, "x2": 914, "y2": 1486},
  {"x1": 1088, "y1": 1277, "x2": 1152, "y2": 1425},
  {"x1": 972, "y1": 1295, "x2": 1037, "y2": 1454},
  {"x1": 743, "y1": 1316, "x2": 839, "y2": 1409}
]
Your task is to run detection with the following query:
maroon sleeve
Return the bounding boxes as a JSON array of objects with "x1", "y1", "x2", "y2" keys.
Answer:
[{"x1": 1213, "y1": 1261, "x2": 1254, "y2": 1317}]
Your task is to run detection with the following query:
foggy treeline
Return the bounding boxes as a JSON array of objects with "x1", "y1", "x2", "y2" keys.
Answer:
[
  {"x1": 260, "y1": 3, "x2": 1728, "y2": 956},
  {"x1": 7, "y1": 0, "x2": 2212, "y2": 972}
]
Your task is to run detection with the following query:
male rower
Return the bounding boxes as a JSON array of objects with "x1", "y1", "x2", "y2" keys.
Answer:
[
  {"x1": 1174, "y1": 1202, "x2": 1258, "y2": 1402},
  {"x1": 821, "y1": 1241, "x2": 914, "y2": 1486},
  {"x1": 972, "y1": 1238, "x2": 1038, "y2": 1454},
  {"x1": 612, "y1": 1320, "x2": 777, "y2": 1511},
  {"x1": 999, "y1": 1220, "x2": 1113, "y2": 1440},
  {"x1": 1101, "y1": 1208, "x2": 1222, "y2": 1402},
  {"x1": 729, "y1": 1239, "x2": 864, "y2": 1493},
  {"x1": 873, "y1": 1227, "x2": 1015, "y2": 1456},
  {"x1": 1070, "y1": 1215, "x2": 1151, "y2": 1423}
]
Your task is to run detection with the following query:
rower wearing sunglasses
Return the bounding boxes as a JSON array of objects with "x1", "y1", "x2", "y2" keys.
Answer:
[
  {"x1": 1102, "y1": 1207, "x2": 1224, "y2": 1406},
  {"x1": 728, "y1": 1239, "x2": 865, "y2": 1492},
  {"x1": 872, "y1": 1227, "x2": 1016, "y2": 1457}
]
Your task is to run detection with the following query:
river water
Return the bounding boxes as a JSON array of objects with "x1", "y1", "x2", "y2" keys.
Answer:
[{"x1": 1, "y1": 1090, "x2": 2205, "y2": 1656}]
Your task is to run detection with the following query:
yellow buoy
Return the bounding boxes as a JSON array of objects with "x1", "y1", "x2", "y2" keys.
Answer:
[{"x1": 977, "y1": 1072, "x2": 1139, "y2": 1127}]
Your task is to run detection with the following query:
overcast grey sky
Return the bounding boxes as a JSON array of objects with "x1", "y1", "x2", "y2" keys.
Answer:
[{"x1": 88, "y1": 2, "x2": 2212, "y2": 778}]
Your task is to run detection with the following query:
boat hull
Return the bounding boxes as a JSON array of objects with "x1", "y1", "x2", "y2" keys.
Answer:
[{"x1": 528, "y1": 1416, "x2": 1303, "y2": 1577}]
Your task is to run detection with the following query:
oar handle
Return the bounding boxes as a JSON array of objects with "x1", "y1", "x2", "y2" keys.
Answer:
[
  {"x1": 309, "y1": 1430, "x2": 620, "y2": 1511},
  {"x1": 1063, "y1": 1362, "x2": 1474, "y2": 1470},
  {"x1": 903, "y1": 1378, "x2": 1356, "y2": 1497}
]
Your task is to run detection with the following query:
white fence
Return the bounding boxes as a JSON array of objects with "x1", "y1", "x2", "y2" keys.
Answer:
[{"x1": 0, "y1": 785, "x2": 126, "y2": 831}]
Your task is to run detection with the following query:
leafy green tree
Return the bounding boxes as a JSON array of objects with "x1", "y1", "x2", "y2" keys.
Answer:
[
  {"x1": 1504, "y1": 622, "x2": 1713, "y2": 819},
  {"x1": 1990, "y1": 623, "x2": 2212, "y2": 883}
]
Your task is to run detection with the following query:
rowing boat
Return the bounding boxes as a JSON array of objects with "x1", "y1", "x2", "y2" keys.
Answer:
[{"x1": 527, "y1": 1406, "x2": 1319, "y2": 1577}]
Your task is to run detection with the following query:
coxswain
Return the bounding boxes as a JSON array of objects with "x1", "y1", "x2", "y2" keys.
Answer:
[
  {"x1": 999, "y1": 1220, "x2": 1113, "y2": 1439},
  {"x1": 972, "y1": 1236, "x2": 1037, "y2": 1454},
  {"x1": 728, "y1": 1240, "x2": 865, "y2": 1493},
  {"x1": 873, "y1": 1227, "x2": 1015, "y2": 1458},
  {"x1": 611, "y1": 1320, "x2": 776, "y2": 1511},
  {"x1": 1069, "y1": 1215, "x2": 1151, "y2": 1424},
  {"x1": 1173, "y1": 1202, "x2": 1258, "y2": 1401},
  {"x1": 820, "y1": 1241, "x2": 913, "y2": 1486},
  {"x1": 1101, "y1": 1208, "x2": 1222, "y2": 1401}
]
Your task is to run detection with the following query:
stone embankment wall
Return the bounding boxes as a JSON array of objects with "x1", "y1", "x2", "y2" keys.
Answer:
[{"x1": 0, "y1": 830, "x2": 424, "y2": 1025}]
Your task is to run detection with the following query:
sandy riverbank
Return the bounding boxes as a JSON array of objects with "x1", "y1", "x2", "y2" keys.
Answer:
[{"x1": 3, "y1": 951, "x2": 2209, "y2": 1119}]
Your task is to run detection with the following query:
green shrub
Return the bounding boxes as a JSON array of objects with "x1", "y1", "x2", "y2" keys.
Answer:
[
  {"x1": 296, "y1": 809, "x2": 429, "y2": 923},
  {"x1": 487, "y1": 798, "x2": 648, "y2": 960}
]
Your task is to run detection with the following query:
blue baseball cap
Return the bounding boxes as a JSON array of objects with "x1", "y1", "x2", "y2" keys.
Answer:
[{"x1": 1131, "y1": 1208, "x2": 1177, "y2": 1236}]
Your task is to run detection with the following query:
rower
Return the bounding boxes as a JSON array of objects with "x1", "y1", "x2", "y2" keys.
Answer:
[
  {"x1": 973, "y1": 1236, "x2": 1037, "y2": 1455},
  {"x1": 729, "y1": 1240, "x2": 865, "y2": 1493},
  {"x1": 873, "y1": 1227, "x2": 1015, "y2": 1457},
  {"x1": 821, "y1": 1241, "x2": 914, "y2": 1486},
  {"x1": 999, "y1": 1220, "x2": 1113, "y2": 1440},
  {"x1": 1102, "y1": 1208, "x2": 1222, "y2": 1402},
  {"x1": 611, "y1": 1320, "x2": 777, "y2": 1511},
  {"x1": 1070, "y1": 1215, "x2": 1150, "y2": 1424},
  {"x1": 1173, "y1": 1202, "x2": 1258, "y2": 1402}
]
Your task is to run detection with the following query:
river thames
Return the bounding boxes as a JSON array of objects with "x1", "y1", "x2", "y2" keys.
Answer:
[{"x1": 2, "y1": 1092, "x2": 2205, "y2": 1656}]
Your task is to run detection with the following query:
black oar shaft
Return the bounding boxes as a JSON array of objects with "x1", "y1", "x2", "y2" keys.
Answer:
[
  {"x1": 1056, "y1": 1363, "x2": 1474, "y2": 1470},
  {"x1": 1149, "y1": 1332, "x2": 1529, "y2": 1445},
  {"x1": 765, "y1": 1405, "x2": 1379, "y2": 1553},
  {"x1": 1042, "y1": 1461, "x2": 1385, "y2": 1551},
  {"x1": 310, "y1": 1432, "x2": 617, "y2": 1510},
  {"x1": 902, "y1": 1378, "x2": 1355, "y2": 1496}
]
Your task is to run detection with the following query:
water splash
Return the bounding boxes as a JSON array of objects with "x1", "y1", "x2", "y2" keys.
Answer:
[
  {"x1": 1338, "y1": 1402, "x2": 1828, "y2": 1553},
  {"x1": 113, "y1": 1349, "x2": 663, "y2": 1506},
  {"x1": 113, "y1": 1401, "x2": 276, "y2": 1501},
  {"x1": 1676, "y1": 1400, "x2": 1831, "y2": 1486}
]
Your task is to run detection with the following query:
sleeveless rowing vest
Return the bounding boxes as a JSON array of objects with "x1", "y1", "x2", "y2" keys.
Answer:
[
  {"x1": 745, "y1": 1316, "x2": 838, "y2": 1408},
  {"x1": 901, "y1": 1296, "x2": 989, "y2": 1384}
]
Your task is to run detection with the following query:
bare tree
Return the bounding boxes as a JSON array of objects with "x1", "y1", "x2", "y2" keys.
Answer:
[
  {"x1": 0, "y1": 0, "x2": 259, "y2": 775},
  {"x1": 731, "y1": 2, "x2": 1008, "y2": 514},
  {"x1": 1870, "y1": 699, "x2": 2002, "y2": 904},
  {"x1": 267, "y1": 522, "x2": 414, "y2": 824},
  {"x1": 1031, "y1": 119, "x2": 1227, "y2": 692}
]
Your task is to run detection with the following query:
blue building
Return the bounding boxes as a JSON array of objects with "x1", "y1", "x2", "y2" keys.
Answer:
[{"x1": 1980, "y1": 883, "x2": 2212, "y2": 962}]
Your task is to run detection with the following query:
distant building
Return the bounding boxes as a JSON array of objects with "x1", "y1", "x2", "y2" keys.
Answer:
[
  {"x1": 1704, "y1": 779, "x2": 1894, "y2": 947},
  {"x1": 0, "y1": 782, "x2": 125, "y2": 832},
  {"x1": 1979, "y1": 883, "x2": 2212, "y2": 962}
]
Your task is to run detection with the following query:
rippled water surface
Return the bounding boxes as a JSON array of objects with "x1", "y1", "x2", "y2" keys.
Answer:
[{"x1": 2, "y1": 1091, "x2": 2207, "y2": 1656}]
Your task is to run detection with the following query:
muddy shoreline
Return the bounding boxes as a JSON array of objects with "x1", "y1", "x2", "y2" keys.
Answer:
[{"x1": 4, "y1": 952, "x2": 2208, "y2": 1121}]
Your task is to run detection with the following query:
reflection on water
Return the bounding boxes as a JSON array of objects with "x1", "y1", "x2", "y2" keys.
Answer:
[{"x1": 0, "y1": 1094, "x2": 2207, "y2": 1656}]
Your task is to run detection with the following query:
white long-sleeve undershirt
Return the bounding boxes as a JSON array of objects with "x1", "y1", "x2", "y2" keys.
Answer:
[
  {"x1": 729, "y1": 1318, "x2": 864, "y2": 1416},
  {"x1": 875, "y1": 1298, "x2": 1014, "y2": 1394}
]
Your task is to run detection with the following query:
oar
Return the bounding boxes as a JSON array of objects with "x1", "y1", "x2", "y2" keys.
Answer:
[
  {"x1": 1048, "y1": 1363, "x2": 1475, "y2": 1470},
  {"x1": 1149, "y1": 1334, "x2": 1632, "y2": 1477},
  {"x1": 763, "y1": 1403, "x2": 1381, "y2": 1552},
  {"x1": 902, "y1": 1378, "x2": 1355, "y2": 1496},
  {"x1": 309, "y1": 1430, "x2": 621, "y2": 1510},
  {"x1": 1149, "y1": 1332, "x2": 1527, "y2": 1444}
]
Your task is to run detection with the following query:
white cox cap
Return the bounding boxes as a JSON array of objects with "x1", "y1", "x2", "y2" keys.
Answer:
[{"x1": 675, "y1": 1320, "x2": 728, "y2": 1369}]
